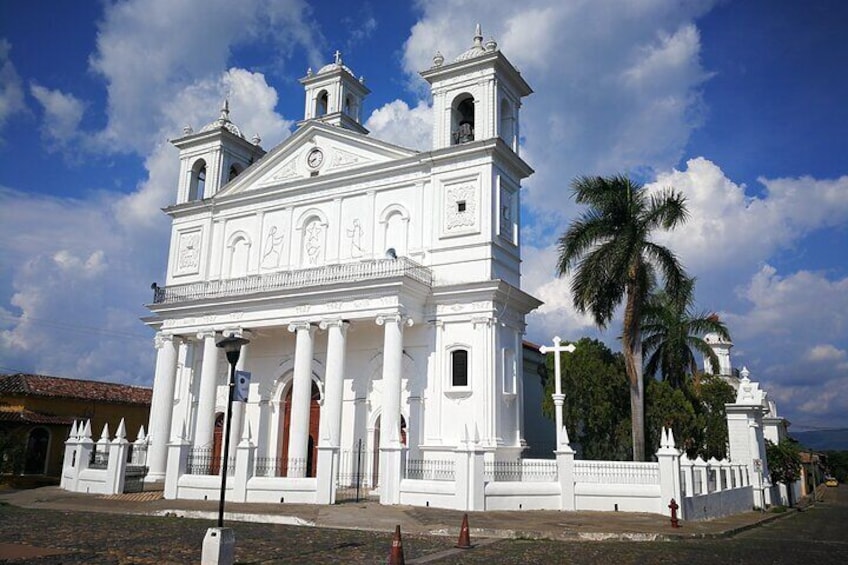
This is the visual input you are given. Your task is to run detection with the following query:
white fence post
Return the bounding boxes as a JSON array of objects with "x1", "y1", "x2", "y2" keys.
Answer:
[
  {"x1": 555, "y1": 425, "x2": 576, "y2": 511},
  {"x1": 165, "y1": 423, "x2": 190, "y2": 500},
  {"x1": 60, "y1": 421, "x2": 80, "y2": 491},
  {"x1": 106, "y1": 419, "x2": 130, "y2": 495},
  {"x1": 657, "y1": 427, "x2": 683, "y2": 518},
  {"x1": 233, "y1": 424, "x2": 255, "y2": 503}
]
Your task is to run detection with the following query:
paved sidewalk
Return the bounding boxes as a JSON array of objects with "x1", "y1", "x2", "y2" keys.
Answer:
[{"x1": 0, "y1": 486, "x2": 788, "y2": 542}]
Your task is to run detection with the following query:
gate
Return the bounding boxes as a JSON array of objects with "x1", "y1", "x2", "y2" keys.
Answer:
[
  {"x1": 123, "y1": 443, "x2": 148, "y2": 493},
  {"x1": 336, "y1": 439, "x2": 375, "y2": 503}
]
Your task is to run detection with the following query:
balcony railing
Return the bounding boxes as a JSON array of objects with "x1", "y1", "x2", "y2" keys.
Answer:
[{"x1": 152, "y1": 257, "x2": 433, "y2": 305}]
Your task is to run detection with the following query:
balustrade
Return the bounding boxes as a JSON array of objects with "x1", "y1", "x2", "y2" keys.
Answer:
[{"x1": 152, "y1": 257, "x2": 433, "y2": 304}]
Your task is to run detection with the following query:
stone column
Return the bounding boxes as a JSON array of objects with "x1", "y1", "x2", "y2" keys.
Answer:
[
  {"x1": 376, "y1": 313, "x2": 411, "y2": 505},
  {"x1": 194, "y1": 330, "x2": 220, "y2": 449},
  {"x1": 320, "y1": 319, "x2": 348, "y2": 448},
  {"x1": 146, "y1": 333, "x2": 179, "y2": 482},
  {"x1": 316, "y1": 319, "x2": 348, "y2": 503},
  {"x1": 228, "y1": 337, "x2": 250, "y2": 455},
  {"x1": 287, "y1": 322, "x2": 315, "y2": 477}
]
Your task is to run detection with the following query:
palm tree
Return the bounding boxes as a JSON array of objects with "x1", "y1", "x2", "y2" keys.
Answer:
[
  {"x1": 556, "y1": 174, "x2": 688, "y2": 461},
  {"x1": 641, "y1": 277, "x2": 732, "y2": 388}
]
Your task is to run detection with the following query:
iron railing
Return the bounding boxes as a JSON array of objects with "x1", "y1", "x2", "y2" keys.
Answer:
[
  {"x1": 484, "y1": 459, "x2": 558, "y2": 482},
  {"x1": 404, "y1": 459, "x2": 455, "y2": 481},
  {"x1": 254, "y1": 457, "x2": 309, "y2": 478},
  {"x1": 152, "y1": 257, "x2": 433, "y2": 304},
  {"x1": 573, "y1": 461, "x2": 660, "y2": 485}
]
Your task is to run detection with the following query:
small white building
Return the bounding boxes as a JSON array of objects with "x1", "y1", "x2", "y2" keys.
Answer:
[{"x1": 142, "y1": 27, "x2": 542, "y2": 505}]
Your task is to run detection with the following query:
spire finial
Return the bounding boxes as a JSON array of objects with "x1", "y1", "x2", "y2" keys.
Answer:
[
  {"x1": 220, "y1": 98, "x2": 230, "y2": 121},
  {"x1": 474, "y1": 23, "x2": 483, "y2": 45}
]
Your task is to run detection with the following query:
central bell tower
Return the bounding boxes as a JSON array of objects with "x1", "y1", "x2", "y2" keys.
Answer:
[{"x1": 299, "y1": 51, "x2": 370, "y2": 134}]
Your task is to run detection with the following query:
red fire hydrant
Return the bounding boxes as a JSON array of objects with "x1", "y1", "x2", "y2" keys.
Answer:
[{"x1": 669, "y1": 498, "x2": 680, "y2": 528}]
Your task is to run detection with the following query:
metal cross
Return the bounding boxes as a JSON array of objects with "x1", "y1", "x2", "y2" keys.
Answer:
[{"x1": 539, "y1": 336, "x2": 576, "y2": 448}]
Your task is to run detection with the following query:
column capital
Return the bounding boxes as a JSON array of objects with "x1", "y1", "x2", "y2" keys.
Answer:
[
  {"x1": 196, "y1": 329, "x2": 217, "y2": 340},
  {"x1": 319, "y1": 318, "x2": 349, "y2": 332},
  {"x1": 223, "y1": 327, "x2": 250, "y2": 340},
  {"x1": 376, "y1": 313, "x2": 413, "y2": 328},
  {"x1": 288, "y1": 321, "x2": 315, "y2": 334},
  {"x1": 154, "y1": 333, "x2": 178, "y2": 349}
]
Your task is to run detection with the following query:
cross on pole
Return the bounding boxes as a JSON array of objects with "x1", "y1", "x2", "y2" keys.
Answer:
[{"x1": 539, "y1": 336, "x2": 576, "y2": 448}]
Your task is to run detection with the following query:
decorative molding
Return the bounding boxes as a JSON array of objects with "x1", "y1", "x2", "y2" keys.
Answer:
[
  {"x1": 175, "y1": 229, "x2": 202, "y2": 276},
  {"x1": 261, "y1": 224, "x2": 285, "y2": 268},
  {"x1": 287, "y1": 321, "x2": 313, "y2": 333},
  {"x1": 271, "y1": 157, "x2": 298, "y2": 181},
  {"x1": 445, "y1": 183, "x2": 477, "y2": 232}
]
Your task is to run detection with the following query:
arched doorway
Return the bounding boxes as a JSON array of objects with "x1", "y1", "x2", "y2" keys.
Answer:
[
  {"x1": 211, "y1": 413, "x2": 224, "y2": 475},
  {"x1": 24, "y1": 427, "x2": 49, "y2": 474},
  {"x1": 371, "y1": 415, "x2": 407, "y2": 487},
  {"x1": 280, "y1": 381, "x2": 321, "y2": 477}
]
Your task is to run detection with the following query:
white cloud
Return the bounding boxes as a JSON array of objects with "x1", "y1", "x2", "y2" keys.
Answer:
[
  {"x1": 30, "y1": 84, "x2": 86, "y2": 154},
  {"x1": 0, "y1": 186, "x2": 156, "y2": 383},
  {"x1": 806, "y1": 344, "x2": 847, "y2": 364},
  {"x1": 364, "y1": 99, "x2": 432, "y2": 151},
  {"x1": 647, "y1": 158, "x2": 848, "y2": 275},
  {"x1": 89, "y1": 0, "x2": 321, "y2": 153},
  {"x1": 393, "y1": 1, "x2": 718, "y2": 244},
  {"x1": 0, "y1": 39, "x2": 26, "y2": 139}
]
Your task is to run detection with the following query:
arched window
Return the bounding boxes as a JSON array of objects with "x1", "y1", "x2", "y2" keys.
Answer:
[
  {"x1": 344, "y1": 95, "x2": 352, "y2": 116},
  {"x1": 316, "y1": 90, "x2": 329, "y2": 117},
  {"x1": 452, "y1": 94, "x2": 475, "y2": 145},
  {"x1": 500, "y1": 98, "x2": 515, "y2": 150},
  {"x1": 189, "y1": 159, "x2": 207, "y2": 201},
  {"x1": 451, "y1": 348, "x2": 469, "y2": 388},
  {"x1": 228, "y1": 163, "x2": 242, "y2": 182}
]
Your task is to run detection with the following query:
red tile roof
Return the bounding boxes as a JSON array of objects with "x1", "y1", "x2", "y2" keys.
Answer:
[
  {"x1": 0, "y1": 408, "x2": 75, "y2": 425},
  {"x1": 0, "y1": 374, "x2": 152, "y2": 405}
]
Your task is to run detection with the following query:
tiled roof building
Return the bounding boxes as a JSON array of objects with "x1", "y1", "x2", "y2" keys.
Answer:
[{"x1": 0, "y1": 373, "x2": 151, "y2": 481}]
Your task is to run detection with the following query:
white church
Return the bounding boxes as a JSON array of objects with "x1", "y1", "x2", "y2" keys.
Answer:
[
  {"x1": 142, "y1": 26, "x2": 542, "y2": 505},
  {"x1": 57, "y1": 27, "x2": 784, "y2": 517}
]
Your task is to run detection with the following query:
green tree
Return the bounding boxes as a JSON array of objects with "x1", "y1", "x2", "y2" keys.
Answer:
[
  {"x1": 542, "y1": 338, "x2": 631, "y2": 460},
  {"x1": 696, "y1": 374, "x2": 736, "y2": 460},
  {"x1": 556, "y1": 174, "x2": 688, "y2": 460},
  {"x1": 766, "y1": 438, "x2": 802, "y2": 506},
  {"x1": 641, "y1": 277, "x2": 731, "y2": 388},
  {"x1": 645, "y1": 378, "x2": 699, "y2": 456}
]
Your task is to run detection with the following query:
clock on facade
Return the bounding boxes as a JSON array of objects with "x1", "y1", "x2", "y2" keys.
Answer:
[{"x1": 307, "y1": 148, "x2": 324, "y2": 169}]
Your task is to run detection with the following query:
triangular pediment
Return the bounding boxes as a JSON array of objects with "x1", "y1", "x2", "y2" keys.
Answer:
[{"x1": 216, "y1": 121, "x2": 418, "y2": 196}]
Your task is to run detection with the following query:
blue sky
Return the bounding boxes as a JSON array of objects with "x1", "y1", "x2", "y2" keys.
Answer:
[{"x1": 1, "y1": 1, "x2": 846, "y2": 433}]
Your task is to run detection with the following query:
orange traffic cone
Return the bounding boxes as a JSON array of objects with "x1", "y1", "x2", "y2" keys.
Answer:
[
  {"x1": 455, "y1": 513, "x2": 473, "y2": 549},
  {"x1": 388, "y1": 524, "x2": 405, "y2": 565}
]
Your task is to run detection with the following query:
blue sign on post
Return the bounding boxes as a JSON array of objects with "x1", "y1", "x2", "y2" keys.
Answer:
[{"x1": 235, "y1": 370, "x2": 251, "y2": 402}]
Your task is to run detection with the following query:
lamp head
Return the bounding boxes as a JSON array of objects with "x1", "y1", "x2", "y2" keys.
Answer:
[{"x1": 216, "y1": 334, "x2": 250, "y2": 365}]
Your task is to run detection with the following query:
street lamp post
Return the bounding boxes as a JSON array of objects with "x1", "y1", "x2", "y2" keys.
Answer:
[
  {"x1": 201, "y1": 333, "x2": 249, "y2": 565},
  {"x1": 215, "y1": 334, "x2": 249, "y2": 527}
]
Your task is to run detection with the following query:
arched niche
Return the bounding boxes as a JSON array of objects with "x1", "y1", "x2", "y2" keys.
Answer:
[
  {"x1": 188, "y1": 159, "x2": 207, "y2": 201},
  {"x1": 378, "y1": 204, "x2": 410, "y2": 257},
  {"x1": 225, "y1": 230, "x2": 252, "y2": 278},
  {"x1": 451, "y1": 93, "x2": 475, "y2": 145}
]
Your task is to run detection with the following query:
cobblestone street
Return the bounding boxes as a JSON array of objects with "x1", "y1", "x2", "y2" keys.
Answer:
[{"x1": 1, "y1": 487, "x2": 847, "y2": 564}]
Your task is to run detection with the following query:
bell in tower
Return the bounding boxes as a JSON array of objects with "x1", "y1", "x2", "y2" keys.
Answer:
[{"x1": 420, "y1": 24, "x2": 532, "y2": 153}]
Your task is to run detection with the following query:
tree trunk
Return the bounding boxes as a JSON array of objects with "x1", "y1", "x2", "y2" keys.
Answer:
[{"x1": 623, "y1": 282, "x2": 645, "y2": 462}]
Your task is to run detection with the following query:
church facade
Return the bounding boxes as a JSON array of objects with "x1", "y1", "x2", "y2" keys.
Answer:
[{"x1": 143, "y1": 27, "x2": 542, "y2": 505}]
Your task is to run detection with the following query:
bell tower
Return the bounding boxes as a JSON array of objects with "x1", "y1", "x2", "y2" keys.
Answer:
[
  {"x1": 300, "y1": 51, "x2": 370, "y2": 134},
  {"x1": 171, "y1": 100, "x2": 266, "y2": 204},
  {"x1": 420, "y1": 24, "x2": 532, "y2": 152}
]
